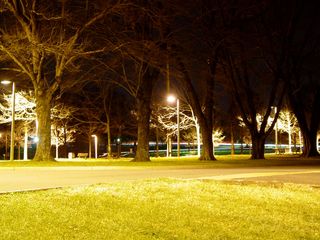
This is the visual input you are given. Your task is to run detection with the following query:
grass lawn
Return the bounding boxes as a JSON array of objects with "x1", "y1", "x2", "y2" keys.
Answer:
[
  {"x1": 0, "y1": 179, "x2": 319, "y2": 239},
  {"x1": 0, "y1": 154, "x2": 320, "y2": 168}
]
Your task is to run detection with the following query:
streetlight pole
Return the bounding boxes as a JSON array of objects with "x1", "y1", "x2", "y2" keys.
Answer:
[
  {"x1": 92, "y1": 135, "x2": 98, "y2": 159},
  {"x1": 167, "y1": 95, "x2": 180, "y2": 158},
  {"x1": 9, "y1": 82, "x2": 15, "y2": 161},
  {"x1": 1, "y1": 80, "x2": 15, "y2": 161},
  {"x1": 177, "y1": 98, "x2": 180, "y2": 158}
]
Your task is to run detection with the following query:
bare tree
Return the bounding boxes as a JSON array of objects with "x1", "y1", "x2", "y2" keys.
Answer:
[
  {"x1": 258, "y1": 0, "x2": 320, "y2": 157},
  {"x1": 218, "y1": 0, "x2": 290, "y2": 159},
  {"x1": 0, "y1": 90, "x2": 77, "y2": 158},
  {"x1": 0, "y1": 0, "x2": 124, "y2": 161},
  {"x1": 155, "y1": 102, "x2": 201, "y2": 157},
  {"x1": 225, "y1": 52, "x2": 285, "y2": 159},
  {"x1": 106, "y1": 1, "x2": 166, "y2": 162},
  {"x1": 0, "y1": 91, "x2": 36, "y2": 123},
  {"x1": 277, "y1": 109, "x2": 299, "y2": 153}
]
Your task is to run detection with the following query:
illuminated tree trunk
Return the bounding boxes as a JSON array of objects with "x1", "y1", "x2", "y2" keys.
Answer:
[
  {"x1": 33, "y1": 94, "x2": 54, "y2": 161},
  {"x1": 88, "y1": 135, "x2": 92, "y2": 159},
  {"x1": 155, "y1": 126, "x2": 159, "y2": 157},
  {"x1": 63, "y1": 125, "x2": 68, "y2": 158},
  {"x1": 287, "y1": 113, "x2": 292, "y2": 153},
  {"x1": 166, "y1": 136, "x2": 172, "y2": 157},
  {"x1": 196, "y1": 121, "x2": 201, "y2": 157},
  {"x1": 56, "y1": 137, "x2": 59, "y2": 159}
]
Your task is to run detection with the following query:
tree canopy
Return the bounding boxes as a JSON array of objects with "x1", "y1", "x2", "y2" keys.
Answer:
[{"x1": 0, "y1": 0, "x2": 319, "y2": 160}]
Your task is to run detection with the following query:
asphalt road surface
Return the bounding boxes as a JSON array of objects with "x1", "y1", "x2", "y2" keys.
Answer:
[{"x1": 0, "y1": 166, "x2": 320, "y2": 193}]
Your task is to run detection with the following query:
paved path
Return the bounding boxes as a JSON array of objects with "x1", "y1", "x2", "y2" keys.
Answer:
[{"x1": 0, "y1": 166, "x2": 320, "y2": 193}]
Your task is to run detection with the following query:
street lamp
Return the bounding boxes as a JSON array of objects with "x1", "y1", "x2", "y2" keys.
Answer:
[
  {"x1": 92, "y1": 134, "x2": 98, "y2": 159},
  {"x1": 116, "y1": 137, "x2": 121, "y2": 157},
  {"x1": 1, "y1": 80, "x2": 15, "y2": 161},
  {"x1": 167, "y1": 94, "x2": 180, "y2": 158}
]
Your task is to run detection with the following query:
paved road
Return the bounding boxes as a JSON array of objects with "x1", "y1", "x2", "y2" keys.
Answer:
[{"x1": 0, "y1": 166, "x2": 320, "y2": 193}]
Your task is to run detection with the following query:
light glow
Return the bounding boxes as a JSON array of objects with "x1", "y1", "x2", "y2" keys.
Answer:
[
  {"x1": 167, "y1": 95, "x2": 176, "y2": 103},
  {"x1": 1, "y1": 80, "x2": 12, "y2": 85}
]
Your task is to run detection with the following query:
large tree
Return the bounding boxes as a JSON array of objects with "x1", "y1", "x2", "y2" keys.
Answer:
[
  {"x1": 256, "y1": 0, "x2": 320, "y2": 157},
  {"x1": 279, "y1": 2, "x2": 320, "y2": 157},
  {"x1": 0, "y1": 0, "x2": 123, "y2": 161},
  {"x1": 220, "y1": 0, "x2": 286, "y2": 159},
  {"x1": 165, "y1": 0, "x2": 222, "y2": 160},
  {"x1": 106, "y1": 1, "x2": 164, "y2": 162}
]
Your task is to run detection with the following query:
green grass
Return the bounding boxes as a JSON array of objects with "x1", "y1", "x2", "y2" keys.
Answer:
[
  {"x1": 0, "y1": 179, "x2": 319, "y2": 239},
  {"x1": 0, "y1": 154, "x2": 320, "y2": 168}
]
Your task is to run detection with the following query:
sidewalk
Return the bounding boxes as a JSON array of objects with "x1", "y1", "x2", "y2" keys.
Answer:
[{"x1": 1, "y1": 166, "x2": 320, "y2": 193}]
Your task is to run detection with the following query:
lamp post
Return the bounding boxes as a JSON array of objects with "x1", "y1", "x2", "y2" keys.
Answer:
[
  {"x1": 1, "y1": 80, "x2": 15, "y2": 161},
  {"x1": 167, "y1": 95, "x2": 180, "y2": 158},
  {"x1": 92, "y1": 135, "x2": 98, "y2": 159},
  {"x1": 116, "y1": 137, "x2": 121, "y2": 157}
]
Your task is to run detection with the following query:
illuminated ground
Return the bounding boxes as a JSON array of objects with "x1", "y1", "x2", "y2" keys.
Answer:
[{"x1": 1, "y1": 164, "x2": 319, "y2": 193}]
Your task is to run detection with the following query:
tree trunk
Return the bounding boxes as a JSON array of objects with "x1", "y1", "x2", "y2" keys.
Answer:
[
  {"x1": 133, "y1": 97, "x2": 151, "y2": 162},
  {"x1": 166, "y1": 136, "x2": 171, "y2": 157},
  {"x1": 155, "y1": 126, "x2": 159, "y2": 157},
  {"x1": 56, "y1": 140, "x2": 59, "y2": 159},
  {"x1": 200, "y1": 124, "x2": 215, "y2": 160},
  {"x1": 63, "y1": 125, "x2": 68, "y2": 158},
  {"x1": 201, "y1": 57, "x2": 217, "y2": 160},
  {"x1": 287, "y1": 113, "x2": 292, "y2": 153},
  {"x1": 251, "y1": 133, "x2": 265, "y2": 159},
  {"x1": 17, "y1": 143, "x2": 21, "y2": 160},
  {"x1": 301, "y1": 130, "x2": 319, "y2": 157},
  {"x1": 106, "y1": 115, "x2": 112, "y2": 158},
  {"x1": 231, "y1": 122, "x2": 235, "y2": 155},
  {"x1": 288, "y1": 84, "x2": 320, "y2": 157},
  {"x1": 175, "y1": 59, "x2": 215, "y2": 160},
  {"x1": 196, "y1": 121, "x2": 201, "y2": 157},
  {"x1": 133, "y1": 66, "x2": 158, "y2": 162},
  {"x1": 88, "y1": 135, "x2": 92, "y2": 158},
  {"x1": 33, "y1": 95, "x2": 54, "y2": 161}
]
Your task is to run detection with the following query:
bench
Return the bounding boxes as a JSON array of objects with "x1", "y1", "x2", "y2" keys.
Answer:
[{"x1": 77, "y1": 152, "x2": 88, "y2": 158}]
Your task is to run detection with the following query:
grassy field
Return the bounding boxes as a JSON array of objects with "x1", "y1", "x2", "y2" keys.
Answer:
[
  {"x1": 0, "y1": 154, "x2": 320, "y2": 168},
  {"x1": 0, "y1": 179, "x2": 319, "y2": 239}
]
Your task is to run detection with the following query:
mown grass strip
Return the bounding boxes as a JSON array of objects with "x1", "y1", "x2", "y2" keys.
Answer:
[{"x1": 0, "y1": 179, "x2": 319, "y2": 239}]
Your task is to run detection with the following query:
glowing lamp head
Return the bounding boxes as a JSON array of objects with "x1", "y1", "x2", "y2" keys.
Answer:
[
  {"x1": 1, "y1": 80, "x2": 12, "y2": 85},
  {"x1": 167, "y1": 95, "x2": 176, "y2": 103},
  {"x1": 33, "y1": 136, "x2": 39, "y2": 143}
]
